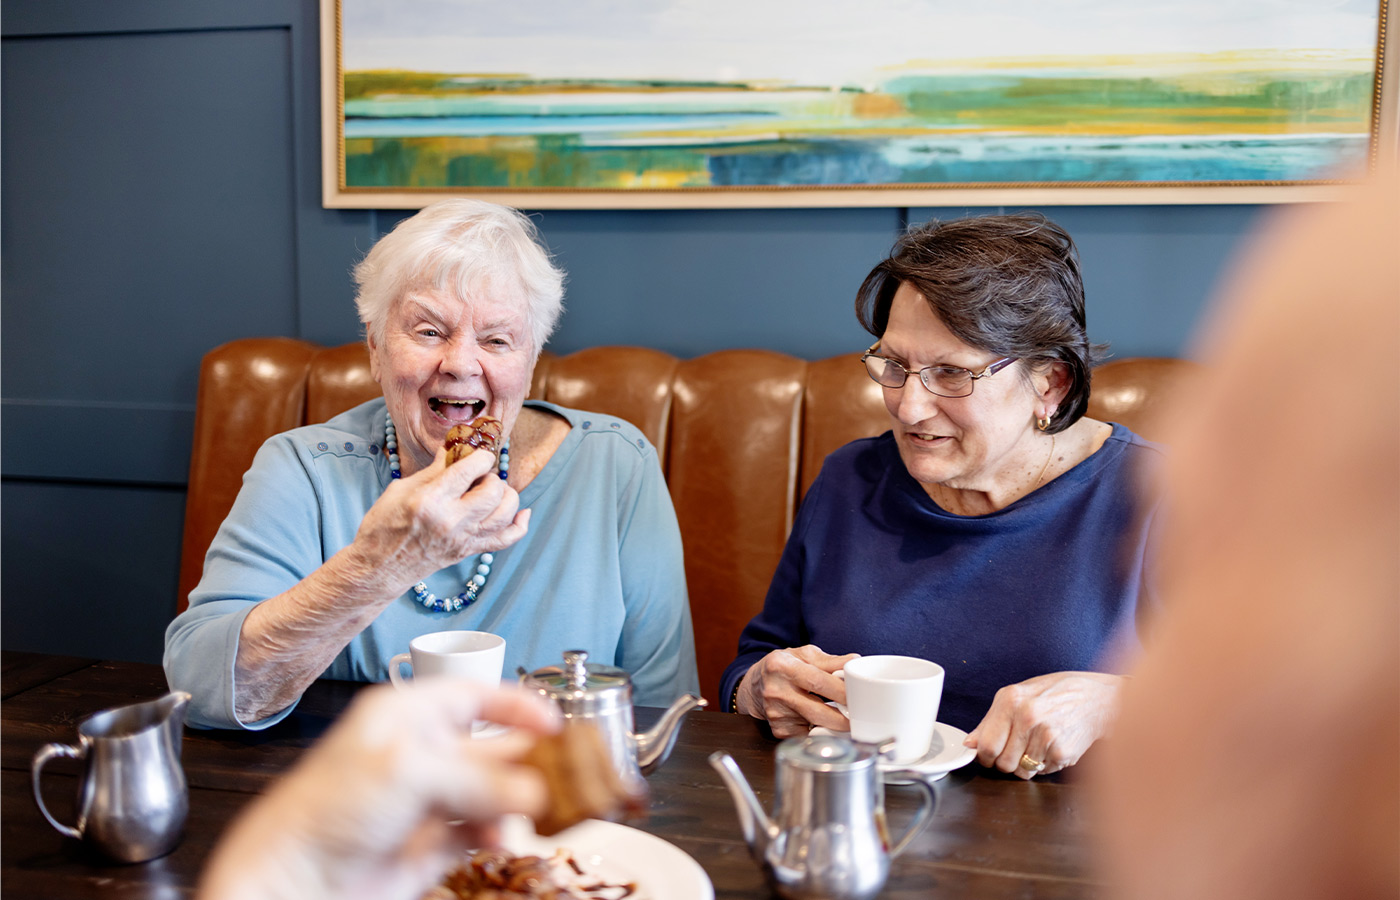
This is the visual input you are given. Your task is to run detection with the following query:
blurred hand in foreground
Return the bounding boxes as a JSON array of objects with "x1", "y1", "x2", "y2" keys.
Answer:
[{"x1": 199, "y1": 679, "x2": 559, "y2": 900}]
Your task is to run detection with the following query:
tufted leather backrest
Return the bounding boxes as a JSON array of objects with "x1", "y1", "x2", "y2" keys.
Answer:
[
  {"x1": 179, "y1": 338, "x2": 315, "y2": 618},
  {"x1": 179, "y1": 341, "x2": 1195, "y2": 697}
]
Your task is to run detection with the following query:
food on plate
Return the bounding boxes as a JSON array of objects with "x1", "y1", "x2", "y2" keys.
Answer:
[
  {"x1": 519, "y1": 721, "x2": 647, "y2": 836},
  {"x1": 445, "y1": 416, "x2": 504, "y2": 465},
  {"x1": 426, "y1": 847, "x2": 639, "y2": 900}
]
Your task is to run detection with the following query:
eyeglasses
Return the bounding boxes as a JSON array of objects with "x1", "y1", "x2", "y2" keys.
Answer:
[{"x1": 861, "y1": 341, "x2": 1018, "y2": 398}]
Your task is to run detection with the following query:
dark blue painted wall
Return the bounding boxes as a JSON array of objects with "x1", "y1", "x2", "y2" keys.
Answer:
[{"x1": 0, "y1": 0, "x2": 1262, "y2": 663}]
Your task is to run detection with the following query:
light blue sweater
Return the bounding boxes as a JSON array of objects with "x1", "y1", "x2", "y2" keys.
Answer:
[{"x1": 165, "y1": 398, "x2": 698, "y2": 729}]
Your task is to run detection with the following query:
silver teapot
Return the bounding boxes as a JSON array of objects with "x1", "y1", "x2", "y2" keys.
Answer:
[
  {"x1": 31, "y1": 690, "x2": 192, "y2": 863},
  {"x1": 710, "y1": 733, "x2": 939, "y2": 900},
  {"x1": 519, "y1": 650, "x2": 706, "y2": 791}
]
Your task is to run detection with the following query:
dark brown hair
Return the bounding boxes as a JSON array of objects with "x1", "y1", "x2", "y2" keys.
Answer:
[{"x1": 855, "y1": 214, "x2": 1102, "y2": 433}]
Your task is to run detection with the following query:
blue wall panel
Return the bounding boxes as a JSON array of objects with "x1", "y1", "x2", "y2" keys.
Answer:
[
  {"x1": 3, "y1": 482, "x2": 185, "y2": 664},
  {"x1": 1037, "y1": 204, "x2": 1261, "y2": 359},
  {"x1": 2, "y1": 28, "x2": 299, "y2": 405},
  {"x1": 535, "y1": 207, "x2": 903, "y2": 358}
]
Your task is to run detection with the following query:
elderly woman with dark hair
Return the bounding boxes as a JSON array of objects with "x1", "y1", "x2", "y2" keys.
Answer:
[
  {"x1": 722, "y1": 214, "x2": 1161, "y2": 779},
  {"x1": 166, "y1": 199, "x2": 698, "y2": 729}
]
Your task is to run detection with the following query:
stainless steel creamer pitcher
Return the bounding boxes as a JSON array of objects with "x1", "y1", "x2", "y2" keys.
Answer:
[
  {"x1": 31, "y1": 690, "x2": 192, "y2": 863},
  {"x1": 710, "y1": 733, "x2": 939, "y2": 900}
]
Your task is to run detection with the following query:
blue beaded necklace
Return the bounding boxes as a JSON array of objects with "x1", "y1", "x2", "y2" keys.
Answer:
[{"x1": 385, "y1": 412, "x2": 511, "y2": 613}]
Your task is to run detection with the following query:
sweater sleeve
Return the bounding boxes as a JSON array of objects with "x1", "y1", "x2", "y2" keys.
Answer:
[
  {"x1": 614, "y1": 447, "x2": 700, "y2": 707},
  {"x1": 163, "y1": 436, "x2": 327, "y2": 730}
]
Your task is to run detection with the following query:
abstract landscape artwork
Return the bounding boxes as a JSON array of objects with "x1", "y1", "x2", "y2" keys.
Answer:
[{"x1": 321, "y1": 0, "x2": 1392, "y2": 207}]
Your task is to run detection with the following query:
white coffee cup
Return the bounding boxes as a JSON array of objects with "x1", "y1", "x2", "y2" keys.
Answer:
[
  {"x1": 388, "y1": 630, "x2": 506, "y2": 689},
  {"x1": 843, "y1": 655, "x2": 945, "y2": 764}
]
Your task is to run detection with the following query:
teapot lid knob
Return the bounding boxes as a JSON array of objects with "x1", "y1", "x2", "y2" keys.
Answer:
[
  {"x1": 519, "y1": 650, "x2": 629, "y2": 702},
  {"x1": 563, "y1": 650, "x2": 589, "y2": 689},
  {"x1": 777, "y1": 733, "x2": 880, "y2": 770}
]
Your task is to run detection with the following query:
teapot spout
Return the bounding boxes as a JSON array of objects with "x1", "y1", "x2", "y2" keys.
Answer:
[
  {"x1": 635, "y1": 693, "x2": 706, "y2": 775},
  {"x1": 707, "y1": 752, "x2": 775, "y2": 857}
]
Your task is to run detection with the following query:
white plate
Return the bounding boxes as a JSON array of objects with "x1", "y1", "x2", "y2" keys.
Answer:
[
  {"x1": 499, "y1": 815, "x2": 714, "y2": 900},
  {"x1": 810, "y1": 721, "x2": 976, "y2": 782}
]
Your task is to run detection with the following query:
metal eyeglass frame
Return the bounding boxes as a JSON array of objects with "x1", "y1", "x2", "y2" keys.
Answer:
[{"x1": 860, "y1": 341, "x2": 1018, "y2": 398}]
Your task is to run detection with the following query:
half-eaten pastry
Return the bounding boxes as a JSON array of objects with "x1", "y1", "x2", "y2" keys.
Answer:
[
  {"x1": 517, "y1": 721, "x2": 647, "y2": 836},
  {"x1": 444, "y1": 416, "x2": 504, "y2": 465}
]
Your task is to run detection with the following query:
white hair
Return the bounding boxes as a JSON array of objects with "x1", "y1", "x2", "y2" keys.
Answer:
[{"x1": 353, "y1": 199, "x2": 565, "y2": 353}]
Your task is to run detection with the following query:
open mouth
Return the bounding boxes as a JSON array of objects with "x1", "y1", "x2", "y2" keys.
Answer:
[{"x1": 428, "y1": 397, "x2": 486, "y2": 423}]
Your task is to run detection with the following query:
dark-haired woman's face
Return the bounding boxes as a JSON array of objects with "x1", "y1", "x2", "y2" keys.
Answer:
[{"x1": 879, "y1": 283, "x2": 1048, "y2": 497}]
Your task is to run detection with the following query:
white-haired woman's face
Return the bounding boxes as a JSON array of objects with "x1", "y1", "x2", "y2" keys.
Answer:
[{"x1": 369, "y1": 284, "x2": 534, "y2": 475}]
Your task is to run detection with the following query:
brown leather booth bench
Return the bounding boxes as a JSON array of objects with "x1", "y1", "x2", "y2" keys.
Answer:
[{"x1": 179, "y1": 339, "x2": 1194, "y2": 698}]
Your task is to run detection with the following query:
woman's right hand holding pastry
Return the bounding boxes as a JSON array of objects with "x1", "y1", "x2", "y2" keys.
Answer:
[
  {"x1": 735, "y1": 645, "x2": 858, "y2": 737},
  {"x1": 350, "y1": 445, "x2": 530, "y2": 598}
]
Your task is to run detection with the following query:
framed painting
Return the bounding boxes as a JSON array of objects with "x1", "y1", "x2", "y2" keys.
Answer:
[{"x1": 321, "y1": 0, "x2": 1396, "y2": 208}]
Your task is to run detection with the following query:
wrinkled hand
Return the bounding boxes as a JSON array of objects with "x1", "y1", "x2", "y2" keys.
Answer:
[
  {"x1": 964, "y1": 671, "x2": 1124, "y2": 779},
  {"x1": 199, "y1": 679, "x2": 560, "y2": 900},
  {"x1": 353, "y1": 446, "x2": 531, "y2": 595},
  {"x1": 735, "y1": 646, "x2": 859, "y2": 738}
]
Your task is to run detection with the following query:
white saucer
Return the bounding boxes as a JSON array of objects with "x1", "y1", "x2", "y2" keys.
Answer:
[{"x1": 810, "y1": 721, "x2": 976, "y2": 782}]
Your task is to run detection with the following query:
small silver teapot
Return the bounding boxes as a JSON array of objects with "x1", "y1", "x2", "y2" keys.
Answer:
[
  {"x1": 710, "y1": 733, "x2": 939, "y2": 900},
  {"x1": 31, "y1": 690, "x2": 192, "y2": 863},
  {"x1": 519, "y1": 650, "x2": 706, "y2": 791}
]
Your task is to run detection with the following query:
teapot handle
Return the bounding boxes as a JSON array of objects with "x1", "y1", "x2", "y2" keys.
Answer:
[
  {"x1": 32, "y1": 742, "x2": 86, "y2": 839},
  {"x1": 882, "y1": 770, "x2": 940, "y2": 859}
]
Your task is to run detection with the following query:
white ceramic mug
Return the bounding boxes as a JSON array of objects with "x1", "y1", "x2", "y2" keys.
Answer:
[
  {"x1": 388, "y1": 630, "x2": 506, "y2": 689},
  {"x1": 843, "y1": 655, "x2": 945, "y2": 764}
]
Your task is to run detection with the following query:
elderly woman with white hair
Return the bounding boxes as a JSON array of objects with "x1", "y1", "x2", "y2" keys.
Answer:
[{"x1": 165, "y1": 199, "x2": 699, "y2": 730}]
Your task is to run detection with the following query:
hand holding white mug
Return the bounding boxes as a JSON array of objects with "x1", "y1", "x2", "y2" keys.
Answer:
[{"x1": 735, "y1": 645, "x2": 858, "y2": 737}]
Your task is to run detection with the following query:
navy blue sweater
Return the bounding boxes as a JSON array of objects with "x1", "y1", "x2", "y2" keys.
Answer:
[{"x1": 721, "y1": 424, "x2": 1164, "y2": 732}]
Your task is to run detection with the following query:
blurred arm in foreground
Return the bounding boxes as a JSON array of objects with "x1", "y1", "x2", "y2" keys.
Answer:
[{"x1": 1095, "y1": 169, "x2": 1399, "y2": 900}]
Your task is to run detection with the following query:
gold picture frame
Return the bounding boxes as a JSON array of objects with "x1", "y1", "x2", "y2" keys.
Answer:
[{"x1": 321, "y1": 0, "x2": 1396, "y2": 209}]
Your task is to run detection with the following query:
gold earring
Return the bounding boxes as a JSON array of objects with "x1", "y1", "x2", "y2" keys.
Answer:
[{"x1": 1036, "y1": 415, "x2": 1052, "y2": 431}]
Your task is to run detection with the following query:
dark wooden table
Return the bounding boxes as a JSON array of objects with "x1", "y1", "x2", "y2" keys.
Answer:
[{"x1": 1, "y1": 652, "x2": 1101, "y2": 899}]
